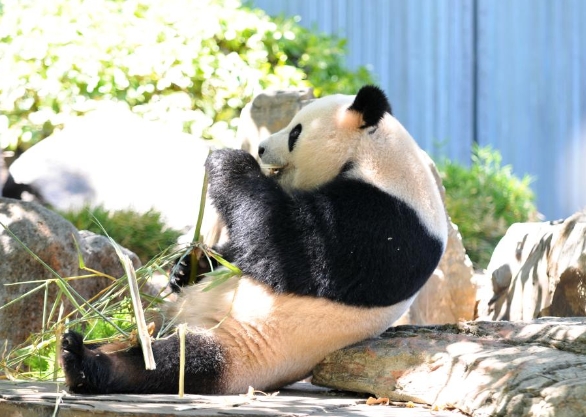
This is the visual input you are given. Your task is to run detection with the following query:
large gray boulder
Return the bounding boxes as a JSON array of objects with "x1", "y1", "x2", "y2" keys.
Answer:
[
  {"x1": 477, "y1": 210, "x2": 586, "y2": 321},
  {"x1": 236, "y1": 88, "x2": 314, "y2": 159},
  {"x1": 0, "y1": 197, "x2": 140, "y2": 349},
  {"x1": 4, "y1": 103, "x2": 210, "y2": 232}
]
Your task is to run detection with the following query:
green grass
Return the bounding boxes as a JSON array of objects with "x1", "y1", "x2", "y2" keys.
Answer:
[{"x1": 59, "y1": 205, "x2": 183, "y2": 263}]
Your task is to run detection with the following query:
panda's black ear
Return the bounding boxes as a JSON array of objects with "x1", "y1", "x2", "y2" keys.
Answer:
[{"x1": 348, "y1": 85, "x2": 392, "y2": 128}]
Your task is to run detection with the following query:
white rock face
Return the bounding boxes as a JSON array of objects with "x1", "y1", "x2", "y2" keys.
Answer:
[{"x1": 7, "y1": 103, "x2": 211, "y2": 232}]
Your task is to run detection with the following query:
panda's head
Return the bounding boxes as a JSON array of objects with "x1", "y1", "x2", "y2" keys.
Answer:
[
  {"x1": 259, "y1": 86, "x2": 395, "y2": 191},
  {"x1": 258, "y1": 85, "x2": 414, "y2": 191}
]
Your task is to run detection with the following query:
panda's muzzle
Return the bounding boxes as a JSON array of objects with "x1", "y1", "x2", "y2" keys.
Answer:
[
  {"x1": 258, "y1": 145, "x2": 286, "y2": 176},
  {"x1": 260, "y1": 164, "x2": 286, "y2": 177}
]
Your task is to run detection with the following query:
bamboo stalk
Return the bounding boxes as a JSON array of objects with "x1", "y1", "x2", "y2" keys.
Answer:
[
  {"x1": 178, "y1": 323, "x2": 186, "y2": 397},
  {"x1": 116, "y1": 247, "x2": 156, "y2": 370},
  {"x1": 189, "y1": 154, "x2": 210, "y2": 285}
]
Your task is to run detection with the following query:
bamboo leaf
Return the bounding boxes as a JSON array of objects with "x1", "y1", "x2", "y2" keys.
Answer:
[
  {"x1": 209, "y1": 252, "x2": 242, "y2": 275},
  {"x1": 0, "y1": 283, "x2": 46, "y2": 310},
  {"x1": 189, "y1": 156, "x2": 210, "y2": 286},
  {"x1": 202, "y1": 270, "x2": 237, "y2": 292},
  {"x1": 71, "y1": 234, "x2": 86, "y2": 270}
]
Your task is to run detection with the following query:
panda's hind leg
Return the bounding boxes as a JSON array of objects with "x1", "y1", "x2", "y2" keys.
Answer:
[{"x1": 61, "y1": 330, "x2": 226, "y2": 394}]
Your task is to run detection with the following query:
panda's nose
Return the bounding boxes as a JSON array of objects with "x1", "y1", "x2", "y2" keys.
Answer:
[{"x1": 258, "y1": 146, "x2": 265, "y2": 157}]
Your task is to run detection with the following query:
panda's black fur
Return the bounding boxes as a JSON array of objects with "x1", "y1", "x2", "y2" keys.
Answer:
[
  {"x1": 204, "y1": 149, "x2": 443, "y2": 307},
  {"x1": 61, "y1": 85, "x2": 447, "y2": 395},
  {"x1": 348, "y1": 86, "x2": 392, "y2": 127}
]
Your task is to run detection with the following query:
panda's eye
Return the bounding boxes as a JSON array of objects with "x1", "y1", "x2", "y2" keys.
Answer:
[{"x1": 288, "y1": 124, "x2": 302, "y2": 152}]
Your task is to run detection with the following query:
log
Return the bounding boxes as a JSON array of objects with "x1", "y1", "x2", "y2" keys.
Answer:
[{"x1": 312, "y1": 318, "x2": 586, "y2": 417}]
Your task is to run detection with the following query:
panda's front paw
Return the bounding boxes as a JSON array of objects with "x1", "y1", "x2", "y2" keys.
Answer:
[
  {"x1": 205, "y1": 149, "x2": 260, "y2": 183},
  {"x1": 169, "y1": 255, "x2": 191, "y2": 292},
  {"x1": 169, "y1": 247, "x2": 214, "y2": 292}
]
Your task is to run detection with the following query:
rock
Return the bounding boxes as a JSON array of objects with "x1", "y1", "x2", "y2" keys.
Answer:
[
  {"x1": 0, "y1": 380, "x2": 466, "y2": 417},
  {"x1": 0, "y1": 146, "x2": 4, "y2": 192},
  {"x1": 396, "y1": 221, "x2": 476, "y2": 325},
  {"x1": 76, "y1": 229, "x2": 141, "y2": 279},
  {"x1": 0, "y1": 197, "x2": 140, "y2": 348},
  {"x1": 477, "y1": 210, "x2": 586, "y2": 321},
  {"x1": 312, "y1": 318, "x2": 586, "y2": 417},
  {"x1": 398, "y1": 223, "x2": 476, "y2": 325},
  {"x1": 3, "y1": 102, "x2": 210, "y2": 232}
]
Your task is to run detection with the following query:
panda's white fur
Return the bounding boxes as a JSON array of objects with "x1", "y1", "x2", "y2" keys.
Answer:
[
  {"x1": 61, "y1": 86, "x2": 447, "y2": 395},
  {"x1": 166, "y1": 275, "x2": 415, "y2": 393}
]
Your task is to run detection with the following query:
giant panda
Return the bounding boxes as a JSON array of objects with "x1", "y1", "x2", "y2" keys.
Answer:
[{"x1": 60, "y1": 85, "x2": 448, "y2": 395}]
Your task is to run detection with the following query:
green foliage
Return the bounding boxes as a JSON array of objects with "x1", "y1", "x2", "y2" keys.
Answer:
[
  {"x1": 77, "y1": 311, "x2": 134, "y2": 341},
  {"x1": 259, "y1": 15, "x2": 374, "y2": 97},
  {"x1": 59, "y1": 206, "x2": 182, "y2": 262},
  {"x1": 13, "y1": 311, "x2": 133, "y2": 380},
  {"x1": 438, "y1": 145, "x2": 538, "y2": 269},
  {"x1": 0, "y1": 0, "x2": 373, "y2": 152}
]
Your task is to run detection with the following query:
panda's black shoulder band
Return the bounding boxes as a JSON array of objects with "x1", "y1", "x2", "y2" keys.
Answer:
[
  {"x1": 340, "y1": 161, "x2": 355, "y2": 175},
  {"x1": 348, "y1": 85, "x2": 392, "y2": 128}
]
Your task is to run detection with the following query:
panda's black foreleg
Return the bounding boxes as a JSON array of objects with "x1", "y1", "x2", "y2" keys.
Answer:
[
  {"x1": 61, "y1": 330, "x2": 226, "y2": 394},
  {"x1": 206, "y1": 149, "x2": 310, "y2": 291},
  {"x1": 204, "y1": 149, "x2": 303, "y2": 284},
  {"x1": 204, "y1": 149, "x2": 294, "y2": 245}
]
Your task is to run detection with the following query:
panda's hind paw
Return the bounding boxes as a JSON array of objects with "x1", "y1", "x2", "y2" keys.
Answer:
[
  {"x1": 61, "y1": 331, "x2": 92, "y2": 392},
  {"x1": 61, "y1": 331, "x2": 85, "y2": 356}
]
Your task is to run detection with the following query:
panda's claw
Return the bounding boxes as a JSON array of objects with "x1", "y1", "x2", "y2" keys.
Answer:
[
  {"x1": 169, "y1": 255, "x2": 192, "y2": 292},
  {"x1": 169, "y1": 248, "x2": 216, "y2": 292}
]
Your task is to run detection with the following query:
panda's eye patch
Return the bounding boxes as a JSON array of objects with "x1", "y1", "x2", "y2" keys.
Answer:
[{"x1": 288, "y1": 124, "x2": 302, "y2": 152}]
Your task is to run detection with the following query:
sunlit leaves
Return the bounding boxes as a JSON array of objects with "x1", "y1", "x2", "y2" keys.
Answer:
[{"x1": 0, "y1": 0, "x2": 373, "y2": 152}]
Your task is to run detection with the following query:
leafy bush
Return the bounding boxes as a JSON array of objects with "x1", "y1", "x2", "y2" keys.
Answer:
[
  {"x1": 438, "y1": 145, "x2": 539, "y2": 269},
  {"x1": 0, "y1": 0, "x2": 373, "y2": 152},
  {"x1": 59, "y1": 205, "x2": 182, "y2": 262},
  {"x1": 260, "y1": 15, "x2": 374, "y2": 97}
]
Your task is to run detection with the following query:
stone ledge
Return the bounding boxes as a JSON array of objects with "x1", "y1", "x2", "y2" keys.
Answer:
[
  {"x1": 0, "y1": 380, "x2": 463, "y2": 417},
  {"x1": 313, "y1": 318, "x2": 586, "y2": 417}
]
